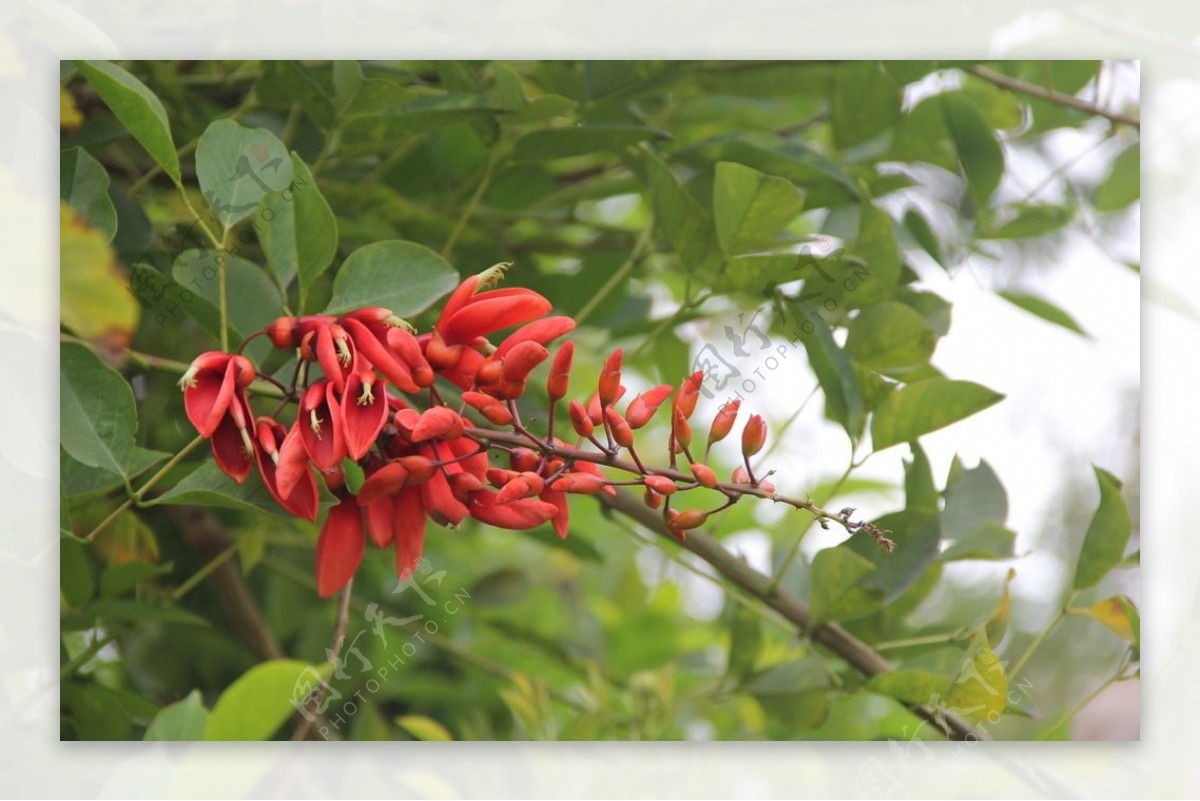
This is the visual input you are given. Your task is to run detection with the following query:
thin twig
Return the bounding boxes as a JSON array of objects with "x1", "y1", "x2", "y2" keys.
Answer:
[
  {"x1": 966, "y1": 65, "x2": 1140, "y2": 128},
  {"x1": 292, "y1": 577, "x2": 355, "y2": 741}
]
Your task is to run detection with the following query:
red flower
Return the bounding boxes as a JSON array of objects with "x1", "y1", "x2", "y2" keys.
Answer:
[
  {"x1": 298, "y1": 380, "x2": 346, "y2": 469},
  {"x1": 436, "y1": 267, "x2": 553, "y2": 346},
  {"x1": 341, "y1": 370, "x2": 388, "y2": 461},
  {"x1": 254, "y1": 417, "x2": 318, "y2": 521},
  {"x1": 315, "y1": 493, "x2": 365, "y2": 598},
  {"x1": 179, "y1": 352, "x2": 255, "y2": 437}
]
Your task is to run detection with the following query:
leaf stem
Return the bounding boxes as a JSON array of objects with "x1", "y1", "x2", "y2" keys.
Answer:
[
  {"x1": 1008, "y1": 591, "x2": 1078, "y2": 681},
  {"x1": 441, "y1": 148, "x2": 500, "y2": 258},
  {"x1": 966, "y1": 65, "x2": 1139, "y2": 128},
  {"x1": 60, "y1": 631, "x2": 118, "y2": 679},
  {"x1": 575, "y1": 221, "x2": 654, "y2": 325},
  {"x1": 169, "y1": 540, "x2": 240, "y2": 601}
]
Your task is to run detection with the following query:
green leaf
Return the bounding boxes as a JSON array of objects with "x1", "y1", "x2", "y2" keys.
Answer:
[
  {"x1": 985, "y1": 568, "x2": 1017, "y2": 645},
  {"x1": 849, "y1": 201, "x2": 902, "y2": 306},
  {"x1": 809, "y1": 546, "x2": 885, "y2": 624},
  {"x1": 513, "y1": 125, "x2": 664, "y2": 160},
  {"x1": 61, "y1": 536, "x2": 95, "y2": 607},
  {"x1": 60, "y1": 341, "x2": 137, "y2": 477},
  {"x1": 396, "y1": 714, "x2": 454, "y2": 741},
  {"x1": 832, "y1": 61, "x2": 902, "y2": 148},
  {"x1": 172, "y1": 249, "x2": 285, "y2": 343},
  {"x1": 945, "y1": 458, "x2": 1006, "y2": 527},
  {"x1": 149, "y1": 461, "x2": 336, "y2": 519},
  {"x1": 61, "y1": 147, "x2": 117, "y2": 241},
  {"x1": 1073, "y1": 467, "x2": 1132, "y2": 590},
  {"x1": 903, "y1": 208, "x2": 945, "y2": 268},
  {"x1": 86, "y1": 599, "x2": 209, "y2": 628},
  {"x1": 62, "y1": 448, "x2": 168, "y2": 500},
  {"x1": 195, "y1": 119, "x2": 294, "y2": 232},
  {"x1": 1093, "y1": 144, "x2": 1139, "y2": 212},
  {"x1": 637, "y1": 151, "x2": 722, "y2": 275},
  {"x1": 324, "y1": 240, "x2": 458, "y2": 318},
  {"x1": 939, "y1": 520, "x2": 1016, "y2": 561},
  {"x1": 845, "y1": 301, "x2": 937, "y2": 374},
  {"x1": 745, "y1": 657, "x2": 831, "y2": 695},
  {"x1": 940, "y1": 92, "x2": 1004, "y2": 211},
  {"x1": 144, "y1": 690, "x2": 209, "y2": 741},
  {"x1": 904, "y1": 442, "x2": 938, "y2": 513},
  {"x1": 204, "y1": 660, "x2": 328, "y2": 741},
  {"x1": 60, "y1": 203, "x2": 141, "y2": 346},
  {"x1": 75, "y1": 60, "x2": 181, "y2": 184},
  {"x1": 844, "y1": 510, "x2": 941, "y2": 602},
  {"x1": 339, "y1": 94, "x2": 502, "y2": 150},
  {"x1": 712, "y1": 161, "x2": 804, "y2": 256},
  {"x1": 869, "y1": 668, "x2": 950, "y2": 706},
  {"x1": 714, "y1": 254, "x2": 798, "y2": 293},
  {"x1": 258, "y1": 153, "x2": 338, "y2": 300},
  {"x1": 998, "y1": 292, "x2": 1088, "y2": 336},
  {"x1": 727, "y1": 603, "x2": 763, "y2": 682},
  {"x1": 870, "y1": 378, "x2": 1004, "y2": 452},
  {"x1": 788, "y1": 307, "x2": 864, "y2": 438},
  {"x1": 256, "y1": 60, "x2": 337, "y2": 129},
  {"x1": 100, "y1": 560, "x2": 172, "y2": 598},
  {"x1": 983, "y1": 204, "x2": 1073, "y2": 239}
]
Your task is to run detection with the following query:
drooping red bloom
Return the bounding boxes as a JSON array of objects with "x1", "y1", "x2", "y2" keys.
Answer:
[
  {"x1": 298, "y1": 380, "x2": 346, "y2": 470},
  {"x1": 315, "y1": 493, "x2": 366, "y2": 597},
  {"x1": 254, "y1": 417, "x2": 318, "y2": 521},
  {"x1": 179, "y1": 352, "x2": 255, "y2": 437},
  {"x1": 341, "y1": 370, "x2": 388, "y2": 461},
  {"x1": 436, "y1": 267, "x2": 553, "y2": 346}
]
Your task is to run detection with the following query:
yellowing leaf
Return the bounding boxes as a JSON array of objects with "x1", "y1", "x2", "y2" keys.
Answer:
[
  {"x1": 60, "y1": 87, "x2": 84, "y2": 131},
  {"x1": 944, "y1": 637, "x2": 1007, "y2": 722},
  {"x1": 1070, "y1": 596, "x2": 1137, "y2": 642},
  {"x1": 60, "y1": 202, "x2": 140, "y2": 348},
  {"x1": 395, "y1": 714, "x2": 453, "y2": 741}
]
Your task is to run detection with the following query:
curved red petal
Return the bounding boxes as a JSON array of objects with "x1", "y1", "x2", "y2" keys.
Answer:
[
  {"x1": 440, "y1": 290, "x2": 552, "y2": 345},
  {"x1": 185, "y1": 358, "x2": 236, "y2": 437},
  {"x1": 494, "y1": 316, "x2": 576, "y2": 358},
  {"x1": 364, "y1": 493, "x2": 396, "y2": 548},
  {"x1": 394, "y1": 487, "x2": 427, "y2": 580},
  {"x1": 341, "y1": 372, "x2": 388, "y2": 461},
  {"x1": 315, "y1": 496, "x2": 365, "y2": 597},
  {"x1": 468, "y1": 490, "x2": 558, "y2": 530}
]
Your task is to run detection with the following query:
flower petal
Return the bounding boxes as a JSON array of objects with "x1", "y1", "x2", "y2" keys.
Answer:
[{"x1": 315, "y1": 495, "x2": 365, "y2": 598}]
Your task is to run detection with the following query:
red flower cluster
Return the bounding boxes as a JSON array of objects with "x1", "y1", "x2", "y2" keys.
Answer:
[{"x1": 180, "y1": 266, "x2": 785, "y2": 598}]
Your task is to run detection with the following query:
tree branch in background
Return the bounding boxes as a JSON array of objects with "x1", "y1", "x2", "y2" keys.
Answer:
[
  {"x1": 966, "y1": 65, "x2": 1140, "y2": 128},
  {"x1": 598, "y1": 489, "x2": 982, "y2": 742},
  {"x1": 291, "y1": 577, "x2": 354, "y2": 742}
]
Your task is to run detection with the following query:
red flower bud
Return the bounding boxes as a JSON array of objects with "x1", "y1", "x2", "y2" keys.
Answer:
[
  {"x1": 598, "y1": 348, "x2": 624, "y2": 407},
  {"x1": 624, "y1": 384, "x2": 673, "y2": 429},
  {"x1": 547, "y1": 341, "x2": 574, "y2": 402},
  {"x1": 487, "y1": 467, "x2": 516, "y2": 488},
  {"x1": 708, "y1": 399, "x2": 740, "y2": 445},
  {"x1": 424, "y1": 329, "x2": 463, "y2": 369},
  {"x1": 672, "y1": 408, "x2": 693, "y2": 452},
  {"x1": 467, "y1": 491, "x2": 558, "y2": 530},
  {"x1": 550, "y1": 472, "x2": 607, "y2": 494},
  {"x1": 386, "y1": 327, "x2": 435, "y2": 388},
  {"x1": 510, "y1": 447, "x2": 540, "y2": 473},
  {"x1": 644, "y1": 475, "x2": 678, "y2": 495},
  {"x1": 475, "y1": 358, "x2": 503, "y2": 387},
  {"x1": 411, "y1": 406, "x2": 464, "y2": 442},
  {"x1": 674, "y1": 370, "x2": 704, "y2": 420},
  {"x1": 392, "y1": 407, "x2": 421, "y2": 439},
  {"x1": 449, "y1": 471, "x2": 487, "y2": 503},
  {"x1": 357, "y1": 461, "x2": 410, "y2": 504},
  {"x1": 604, "y1": 407, "x2": 634, "y2": 449},
  {"x1": 569, "y1": 400, "x2": 594, "y2": 437},
  {"x1": 643, "y1": 488, "x2": 662, "y2": 509},
  {"x1": 672, "y1": 508, "x2": 710, "y2": 530},
  {"x1": 461, "y1": 390, "x2": 514, "y2": 426},
  {"x1": 742, "y1": 414, "x2": 767, "y2": 458},
  {"x1": 500, "y1": 340, "x2": 550, "y2": 395},
  {"x1": 397, "y1": 454, "x2": 437, "y2": 486},
  {"x1": 731, "y1": 465, "x2": 751, "y2": 484},
  {"x1": 690, "y1": 463, "x2": 718, "y2": 489}
]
